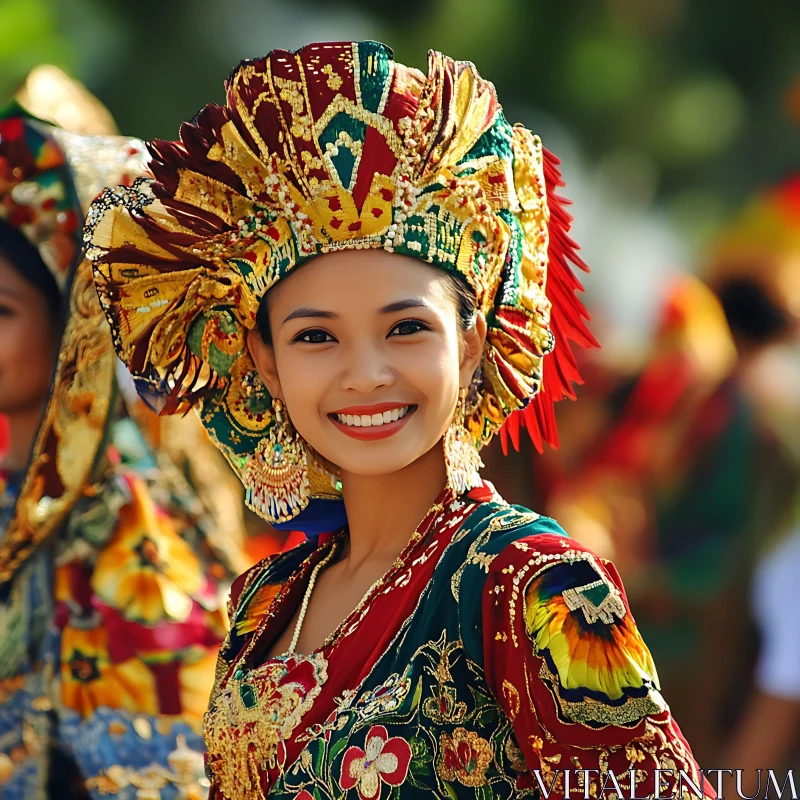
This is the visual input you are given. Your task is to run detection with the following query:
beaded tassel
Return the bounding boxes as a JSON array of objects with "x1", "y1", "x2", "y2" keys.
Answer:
[
  {"x1": 444, "y1": 392, "x2": 484, "y2": 496},
  {"x1": 244, "y1": 399, "x2": 310, "y2": 523}
]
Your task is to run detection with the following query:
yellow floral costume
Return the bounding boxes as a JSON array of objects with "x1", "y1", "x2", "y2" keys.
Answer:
[{"x1": 0, "y1": 98, "x2": 237, "y2": 798}]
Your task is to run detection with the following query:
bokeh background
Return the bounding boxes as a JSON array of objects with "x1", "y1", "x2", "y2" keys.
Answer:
[
  {"x1": 1, "y1": 0, "x2": 798, "y2": 351},
  {"x1": 2, "y1": 0, "x2": 799, "y2": 786}
]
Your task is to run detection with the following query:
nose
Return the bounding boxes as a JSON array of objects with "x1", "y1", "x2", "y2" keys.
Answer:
[{"x1": 339, "y1": 340, "x2": 396, "y2": 395}]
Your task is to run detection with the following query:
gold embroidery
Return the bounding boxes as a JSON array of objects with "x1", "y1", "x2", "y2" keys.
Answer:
[
  {"x1": 537, "y1": 660, "x2": 665, "y2": 727},
  {"x1": 321, "y1": 64, "x2": 342, "y2": 91},
  {"x1": 449, "y1": 505, "x2": 537, "y2": 602},
  {"x1": 203, "y1": 653, "x2": 328, "y2": 800},
  {"x1": 562, "y1": 578, "x2": 626, "y2": 625},
  {"x1": 437, "y1": 728, "x2": 492, "y2": 787},
  {"x1": 501, "y1": 680, "x2": 521, "y2": 722}
]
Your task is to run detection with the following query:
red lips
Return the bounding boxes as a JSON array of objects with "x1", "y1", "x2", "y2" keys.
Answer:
[{"x1": 328, "y1": 403, "x2": 416, "y2": 441}]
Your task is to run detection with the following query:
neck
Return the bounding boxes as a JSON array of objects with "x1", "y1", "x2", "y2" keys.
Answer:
[
  {"x1": 338, "y1": 442, "x2": 448, "y2": 569},
  {"x1": 1, "y1": 403, "x2": 44, "y2": 473}
]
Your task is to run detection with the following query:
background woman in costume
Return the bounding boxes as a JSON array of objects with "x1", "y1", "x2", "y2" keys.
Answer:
[
  {"x1": 0, "y1": 102, "x2": 238, "y2": 799},
  {"x1": 87, "y1": 42, "x2": 715, "y2": 799},
  {"x1": 714, "y1": 177, "x2": 800, "y2": 793}
]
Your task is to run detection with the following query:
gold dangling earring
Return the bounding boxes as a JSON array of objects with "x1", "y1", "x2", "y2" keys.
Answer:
[
  {"x1": 444, "y1": 389, "x2": 484, "y2": 495},
  {"x1": 244, "y1": 398, "x2": 310, "y2": 523}
]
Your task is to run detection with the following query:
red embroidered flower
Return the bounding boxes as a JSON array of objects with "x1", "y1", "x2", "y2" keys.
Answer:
[
  {"x1": 293, "y1": 792, "x2": 314, "y2": 800},
  {"x1": 438, "y1": 728, "x2": 492, "y2": 787},
  {"x1": 340, "y1": 725, "x2": 411, "y2": 799}
]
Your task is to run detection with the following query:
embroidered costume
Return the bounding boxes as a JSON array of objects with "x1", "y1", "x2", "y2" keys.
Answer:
[
  {"x1": 85, "y1": 42, "x2": 715, "y2": 798},
  {"x1": 0, "y1": 104, "x2": 237, "y2": 798}
]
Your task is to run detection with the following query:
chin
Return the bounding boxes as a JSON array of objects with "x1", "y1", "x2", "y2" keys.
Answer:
[
  {"x1": 320, "y1": 452, "x2": 415, "y2": 479},
  {"x1": 323, "y1": 439, "x2": 443, "y2": 479}
]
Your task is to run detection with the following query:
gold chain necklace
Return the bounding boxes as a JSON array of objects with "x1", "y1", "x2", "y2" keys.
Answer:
[
  {"x1": 287, "y1": 540, "x2": 340, "y2": 654},
  {"x1": 287, "y1": 494, "x2": 449, "y2": 655}
]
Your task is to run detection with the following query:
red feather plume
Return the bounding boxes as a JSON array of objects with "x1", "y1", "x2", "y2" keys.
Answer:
[{"x1": 500, "y1": 148, "x2": 599, "y2": 455}]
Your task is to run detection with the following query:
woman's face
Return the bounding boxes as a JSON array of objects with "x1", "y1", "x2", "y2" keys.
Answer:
[
  {"x1": 248, "y1": 250, "x2": 485, "y2": 479},
  {"x1": 0, "y1": 253, "x2": 57, "y2": 416}
]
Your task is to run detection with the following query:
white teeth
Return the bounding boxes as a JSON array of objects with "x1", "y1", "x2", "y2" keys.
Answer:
[{"x1": 335, "y1": 406, "x2": 410, "y2": 428}]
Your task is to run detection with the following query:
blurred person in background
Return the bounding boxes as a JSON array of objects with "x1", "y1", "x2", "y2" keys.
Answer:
[
  {"x1": 86, "y1": 41, "x2": 715, "y2": 799},
  {"x1": 714, "y1": 176, "x2": 800, "y2": 793},
  {"x1": 539, "y1": 176, "x2": 800, "y2": 771},
  {"x1": 0, "y1": 73, "x2": 239, "y2": 799}
]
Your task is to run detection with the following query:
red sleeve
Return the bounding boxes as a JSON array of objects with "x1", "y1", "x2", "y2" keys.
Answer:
[{"x1": 482, "y1": 533, "x2": 716, "y2": 799}]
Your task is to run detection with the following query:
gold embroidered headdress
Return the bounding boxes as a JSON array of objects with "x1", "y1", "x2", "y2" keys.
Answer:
[
  {"x1": 0, "y1": 100, "x2": 149, "y2": 581},
  {"x1": 85, "y1": 41, "x2": 597, "y2": 525}
]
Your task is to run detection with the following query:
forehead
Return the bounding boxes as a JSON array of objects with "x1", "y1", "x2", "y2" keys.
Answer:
[{"x1": 268, "y1": 250, "x2": 453, "y2": 312}]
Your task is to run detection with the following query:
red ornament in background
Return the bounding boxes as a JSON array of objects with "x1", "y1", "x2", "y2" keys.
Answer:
[{"x1": 0, "y1": 415, "x2": 8, "y2": 462}]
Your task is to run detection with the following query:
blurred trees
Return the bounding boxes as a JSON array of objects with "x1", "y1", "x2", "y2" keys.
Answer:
[{"x1": 1, "y1": 0, "x2": 797, "y2": 247}]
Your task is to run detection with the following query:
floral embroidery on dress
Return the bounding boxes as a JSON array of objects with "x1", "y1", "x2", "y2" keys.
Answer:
[
  {"x1": 437, "y1": 728, "x2": 492, "y2": 788},
  {"x1": 340, "y1": 725, "x2": 412, "y2": 799},
  {"x1": 205, "y1": 501, "x2": 714, "y2": 799},
  {"x1": 60, "y1": 622, "x2": 158, "y2": 716},
  {"x1": 204, "y1": 652, "x2": 328, "y2": 799},
  {"x1": 354, "y1": 673, "x2": 412, "y2": 719},
  {"x1": 90, "y1": 475, "x2": 207, "y2": 624}
]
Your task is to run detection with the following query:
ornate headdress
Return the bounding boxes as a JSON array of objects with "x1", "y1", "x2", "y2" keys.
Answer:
[
  {"x1": 86, "y1": 41, "x2": 597, "y2": 525},
  {"x1": 0, "y1": 101, "x2": 149, "y2": 581}
]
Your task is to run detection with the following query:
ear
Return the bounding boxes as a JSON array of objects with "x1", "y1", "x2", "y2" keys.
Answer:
[
  {"x1": 459, "y1": 312, "x2": 487, "y2": 389},
  {"x1": 246, "y1": 328, "x2": 283, "y2": 401}
]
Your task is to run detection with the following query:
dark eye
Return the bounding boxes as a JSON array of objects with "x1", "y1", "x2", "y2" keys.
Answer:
[
  {"x1": 0, "y1": 304, "x2": 14, "y2": 317},
  {"x1": 389, "y1": 319, "x2": 430, "y2": 337},
  {"x1": 294, "y1": 328, "x2": 335, "y2": 344}
]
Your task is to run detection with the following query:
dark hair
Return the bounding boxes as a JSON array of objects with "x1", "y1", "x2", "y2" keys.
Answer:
[
  {"x1": 716, "y1": 276, "x2": 791, "y2": 346},
  {"x1": 0, "y1": 219, "x2": 62, "y2": 317},
  {"x1": 445, "y1": 271, "x2": 478, "y2": 332},
  {"x1": 254, "y1": 264, "x2": 477, "y2": 346}
]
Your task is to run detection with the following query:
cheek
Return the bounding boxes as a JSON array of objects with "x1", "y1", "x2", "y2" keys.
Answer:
[
  {"x1": 397, "y1": 333, "x2": 461, "y2": 415},
  {"x1": 271, "y1": 345, "x2": 333, "y2": 427},
  {"x1": 0, "y1": 316, "x2": 56, "y2": 404}
]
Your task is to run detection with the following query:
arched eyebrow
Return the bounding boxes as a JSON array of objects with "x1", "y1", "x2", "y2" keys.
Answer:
[
  {"x1": 379, "y1": 298, "x2": 428, "y2": 314},
  {"x1": 282, "y1": 298, "x2": 429, "y2": 324},
  {"x1": 282, "y1": 307, "x2": 337, "y2": 324}
]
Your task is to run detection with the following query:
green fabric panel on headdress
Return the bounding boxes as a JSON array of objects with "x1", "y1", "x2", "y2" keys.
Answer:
[
  {"x1": 496, "y1": 208, "x2": 523, "y2": 309},
  {"x1": 468, "y1": 115, "x2": 514, "y2": 163},
  {"x1": 357, "y1": 41, "x2": 393, "y2": 113},
  {"x1": 187, "y1": 311, "x2": 242, "y2": 376},
  {"x1": 318, "y1": 114, "x2": 367, "y2": 191}
]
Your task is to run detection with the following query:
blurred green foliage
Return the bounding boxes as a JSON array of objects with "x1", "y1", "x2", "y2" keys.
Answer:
[{"x1": 1, "y1": 0, "x2": 797, "y2": 243}]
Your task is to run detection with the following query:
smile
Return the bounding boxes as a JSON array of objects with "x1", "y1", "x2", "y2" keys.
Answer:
[
  {"x1": 333, "y1": 406, "x2": 411, "y2": 427},
  {"x1": 328, "y1": 403, "x2": 416, "y2": 441}
]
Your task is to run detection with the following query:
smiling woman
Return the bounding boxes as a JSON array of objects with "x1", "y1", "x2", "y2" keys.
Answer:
[
  {"x1": 247, "y1": 250, "x2": 484, "y2": 486},
  {"x1": 86, "y1": 41, "x2": 716, "y2": 799}
]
